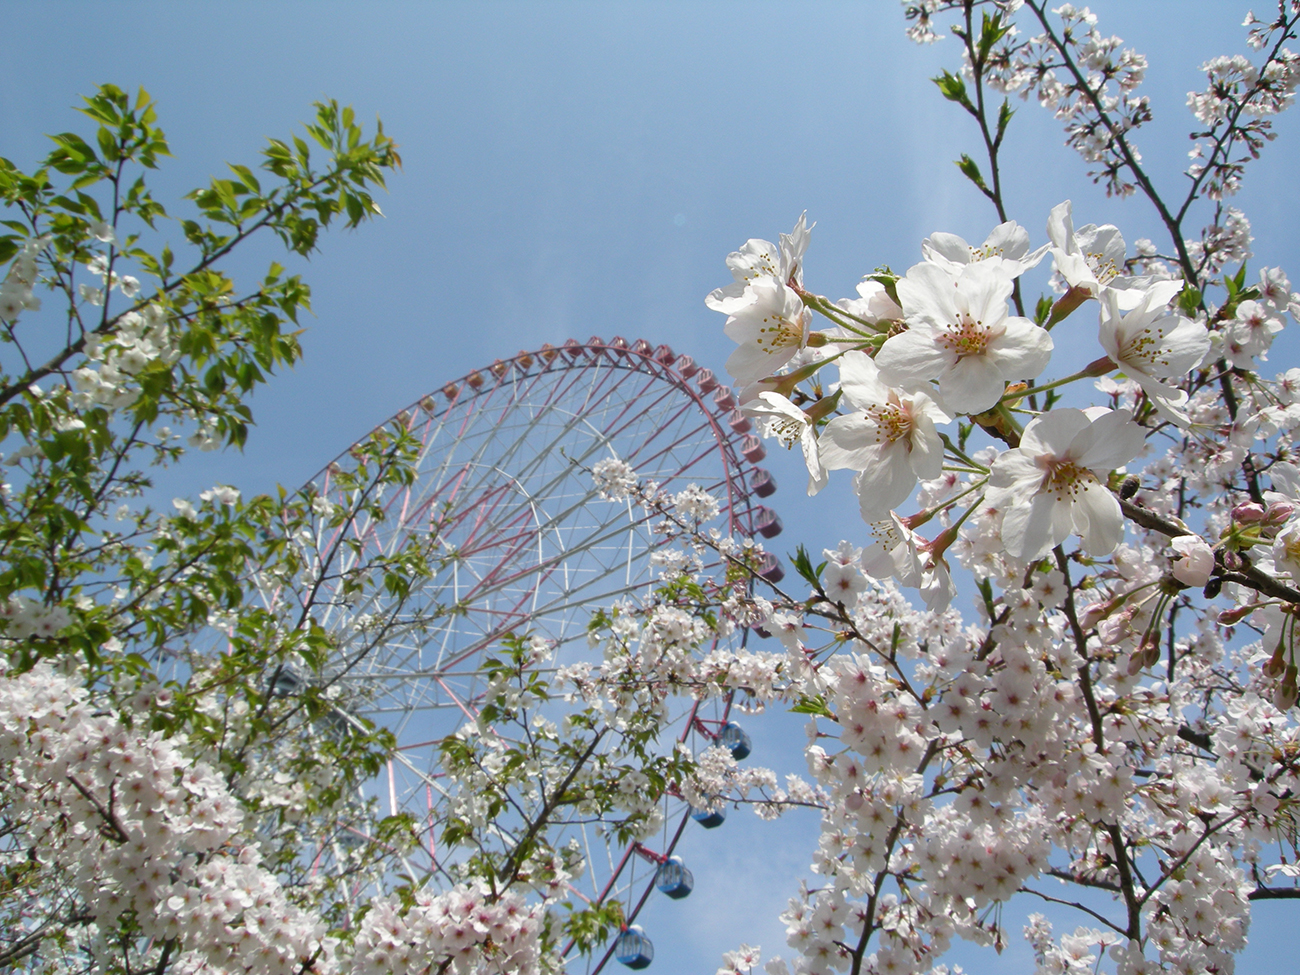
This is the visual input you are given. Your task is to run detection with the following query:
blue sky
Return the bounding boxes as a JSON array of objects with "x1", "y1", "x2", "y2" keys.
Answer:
[{"x1": 5, "y1": 2, "x2": 1299, "y2": 972}]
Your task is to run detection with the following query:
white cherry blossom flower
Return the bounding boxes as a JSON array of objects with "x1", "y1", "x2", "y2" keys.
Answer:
[
  {"x1": 1098, "y1": 280, "x2": 1209, "y2": 425},
  {"x1": 592, "y1": 457, "x2": 638, "y2": 500},
  {"x1": 1273, "y1": 518, "x2": 1300, "y2": 579},
  {"x1": 1223, "y1": 298, "x2": 1284, "y2": 369},
  {"x1": 722, "y1": 277, "x2": 812, "y2": 386},
  {"x1": 200, "y1": 484, "x2": 241, "y2": 506},
  {"x1": 818, "y1": 351, "x2": 950, "y2": 520},
  {"x1": 1047, "y1": 200, "x2": 1126, "y2": 295},
  {"x1": 860, "y1": 513, "x2": 923, "y2": 588},
  {"x1": 719, "y1": 943, "x2": 762, "y2": 975},
  {"x1": 919, "y1": 546, "x2": 957, "y2": 612},
  {"x1": 706, "y1": 213, "x2": 812, "y2": 314},
  {"x1": 877, "y1": 261, "x2": 1053, "y2": 414},
  {"x1": 1257, "y1": 266, "x2": 1293, "y2": 311},
  {"x1": 987, "y1": 408, "x2": 1146, "y2": 559},
  {"x1": 821, "y1": 561, "x2": 867, "y2": 607},
  {"x1": 1170, "y1": 534, "x2": 1215, "y2": 587},
  {"x1": 743, "y1": 392, "x2": 827, "y2": 495},
  {"x1": 90, "y1": 219, "x2": 117, "y2": 243},
  {"x1": 833, "y1": 279, "x2": 903, "y2": 332},
  {"x1": 921, "y1": 219, "x2": 1049, "y2": 279}
]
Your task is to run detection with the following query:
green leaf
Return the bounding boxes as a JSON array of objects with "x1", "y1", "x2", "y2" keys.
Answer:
[
  {"x1": 955, "y1": 154, "x2": 990, "y2": 195},
  {"x1": 1177, "y1": 286, "x2": 1203, "y2": 316},
  {"x1": 932, "y1": 70, "x2": 971, "y2": 109},
  {"x1": 96, "y1": 125, "x2": 120, "y2": 163},
  {"x1": 229, "y1": 163, "x2": 261, "y2": 194},
  {"x1": 47, "y1": 132, "x2": 100, "y2": 174},
  {"x1": 1231, "y1": 261, "x2": 1249, "y2": 293},
  {"x1": 791, "y1": 545, "x2": 823, "y2": 588},
  {"x1": 976, "y1": 10, "x2": 1012, "y2": 66},
  {"x1": 343, "y1": 191, "x2": 365, "y2": 227},
  {"x1": 790, "y1": 694, "x2": 833, "y2": 717},
  {"x1": 74, "y1": 191, "x2": 104, "y2": 221},
  {"x1": 995, "y1": 100, "x2": 1015, "y2": 144}
]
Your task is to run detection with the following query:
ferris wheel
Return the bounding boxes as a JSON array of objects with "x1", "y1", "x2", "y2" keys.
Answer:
[{"x1": 295, "y1": 337, "x2": 783, "y2": 969}]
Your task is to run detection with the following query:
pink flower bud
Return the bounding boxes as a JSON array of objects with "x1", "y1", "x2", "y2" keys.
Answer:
[
  {"x1": 1080, "y1": 598, "x2": 1119, "y2": 629},
  {"x1": 844, "y1": 792, "x2": 864, "y2": 812},
  {"x1": 1097, "y1": 615, "x2": 1132, "y2": 645},
  {"x1": 1272, "y1": 679, "x2": 1298, "y2": 711},
  {"x1": 1263, "y1": 643, "x2": 1287, "y2": 680},
  {"x1": 1232, "y1": 502, "x2": 1266, "y2": 524},
  {"x1": 1265, "y1": 501, "x2": 1296, "y2": 526},
  {"x1": 1218, "y1": 605, "x2": 1253, "y2": 625}
]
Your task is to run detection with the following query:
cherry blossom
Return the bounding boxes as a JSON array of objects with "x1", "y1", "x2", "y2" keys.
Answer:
[
  {"x1": 1046, "y1": 199, "x2": 1127, "y2": 295},
  {"x1": 859, "y1": 514, "x2": 924, "y2": 588},
  {"x1": 706, "y1": 213, "x2": 813, "y2": 314},
  {"x1": 817, "y1": 351, "x2": 950, "y2": 521},
  {"x1": 833, "y1": 279, "x2": 903, "y2": 332},
  {"x1": 722, "y1": 277, "x2": 814, "y2": 386},
  {"x1": 920, "y1": 219, "x2": 1049, "y2": 279},
  {"x1": 987, "y1": 408, "x2": 1146, "y2": 559},
  {"x1": 1223, "y1": 297, "x2": 1285, "y2": 369},
  {"x1": 743, "y1": 391, "x2": 828, "y2": 494},
  {"x1": 1170, "y1": 533, "x2": 1215, "y2": 587},
  {"x1": 877, "y1": 261, "x2": 1053, "y2": 413},
  {"x1": 1097, "y1": 279, "x2": 1210, "y2": 424}
]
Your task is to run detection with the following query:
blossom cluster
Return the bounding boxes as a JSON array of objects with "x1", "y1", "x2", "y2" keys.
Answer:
[
  {"x1": 0, "y1": 663, "x2": 333, "y2": 975},
  {"x1": 709, "y1": 201, "x2": 1252, "y2": 613},
  {"x1": 351, "y1": 882, "x2": 545, "y2": 975},
  {"x1": 72, "y1": 303, "x2": 177, "y2": 411},
  {"x1": 687, "y1": 7, "x2": 1300, "y2": 973},
  {"x1": 0, "y1": 237, "x2": 44, "y2": 323}
]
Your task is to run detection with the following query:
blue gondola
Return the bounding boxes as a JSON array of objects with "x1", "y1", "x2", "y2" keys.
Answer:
[
  {"x1": 268, "y1": 665, "x2": 304, "y2": 698},
  {"x1": 615, "y1": 925, "x2": 654, "y2": 969},
  {"x1": 654, "y1": 856, "x2": 694, "y2": 899},
  {"x1": 690, "y1": 804, "x2": 726, "y2": 828},
  {"x1": 718, "y1": 721, "x2": 752, "y2": 760}
]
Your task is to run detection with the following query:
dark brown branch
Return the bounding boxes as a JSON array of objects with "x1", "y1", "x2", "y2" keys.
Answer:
[
  {"x1": 65, "y1": 774, "x2": 129, "y2": 843},
  {"x1": 497, "y1": 729, "x2": 606, "y2": 891},
  {"x1": 1045, "y1": 867, "x2": 1121, "y2": 892},
  {"x1": 1021, "y1": 885, "x2": 1129, "y2": 937},
  {"x1": 1249, "y1": 886, "x2": 1300, "y2": 899},
  {"x1": 1117, "y1": 497, "x2": 1300, "y2": 603}
]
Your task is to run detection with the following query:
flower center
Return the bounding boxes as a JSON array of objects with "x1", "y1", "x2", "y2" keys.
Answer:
[
  {"x1": 1120, "y1": 326, "x2": 1173, "y2": 371},
  {"x1": 938, "y1": 314, "x2": 994, "y2": 359},
  {"x1": 1036, "y1": 456, "x2": 1096, "y2": 500},
  {"x1": 754, "y1": 315, "x2": 805, "y2": 353},
  {"x1": 766, "y1": 415, "x2": 807, "y2": 449},
  {"x1": 1086, "y1": 251, "x2": 1119, "y2": 286},
  {"x1": 867, "y1": 520, "x2": 904, "y2": 547},
  {"x1": 866, "y1": 403, "x2": 913, "y2": 446}
]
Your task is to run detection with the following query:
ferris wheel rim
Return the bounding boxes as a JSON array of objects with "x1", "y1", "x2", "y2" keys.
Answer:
[{"x1": 306, "y1": 338, "x2": 768, "y2": 538}]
